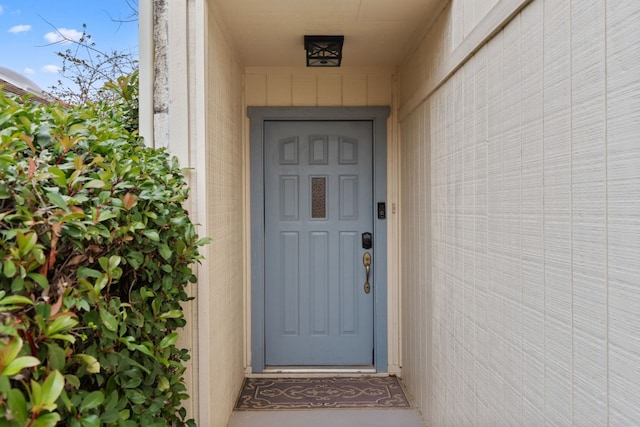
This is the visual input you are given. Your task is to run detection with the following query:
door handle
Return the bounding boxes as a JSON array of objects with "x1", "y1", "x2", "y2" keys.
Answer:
[{"x1": 363, "y1": 252, "x2": 371, "y2": 294}]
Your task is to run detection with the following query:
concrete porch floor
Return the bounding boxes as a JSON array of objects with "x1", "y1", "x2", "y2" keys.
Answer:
[{"x1": 227, "y1": 408, "x2": 426, "y2": 426}]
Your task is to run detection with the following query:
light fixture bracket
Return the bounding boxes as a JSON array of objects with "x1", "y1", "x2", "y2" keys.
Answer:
[{"x1": 304, "y1": 35, "x2": 344, "y2": 67}]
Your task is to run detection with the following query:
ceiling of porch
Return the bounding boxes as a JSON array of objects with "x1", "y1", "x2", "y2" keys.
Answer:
[{"x1": 211, "y1": 0, "x2": 443, "y2": 67}]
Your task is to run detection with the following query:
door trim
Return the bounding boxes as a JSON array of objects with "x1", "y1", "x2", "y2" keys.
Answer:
[{"x1": 248, "y1": 106, "x2": 390, "y2": 373}]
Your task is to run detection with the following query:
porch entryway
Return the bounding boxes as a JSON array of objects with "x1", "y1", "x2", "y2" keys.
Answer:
[
  {"x1": 249, "y1": 107, "x2": 391, "y2": 373},
  {"x1": 227, "y1": 376, "x2": 424, "y2": 427},
  {"x1": 228, "y1": 408, "x2": 425, "y2": 427}
]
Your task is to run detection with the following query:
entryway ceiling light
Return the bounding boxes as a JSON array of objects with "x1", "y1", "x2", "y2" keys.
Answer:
[{"x1": 304, "y1": 35, "x2": 344, "y2": 67}]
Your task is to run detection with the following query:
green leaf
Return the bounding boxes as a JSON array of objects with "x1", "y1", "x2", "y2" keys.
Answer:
[
  {"x1": 0, "y1": 182, "x2": 10, "y2": 199},
  {"x1": 159, "y1": 333, "x2": 179, "y2": 349},
  {"x1": 0, "y1": 373, "x2": 9, "y2": 394},
  {"x1": 76, "y1": 355, "x2": 100, "y2": 374},
  {"x1": 132, "y1": 343, "x2": 154, "y2": 357},
  {"x1": 16, "y1": 231, "x2": 37, "y2": 256},
  {"x1": 80, "y1": 391, "x2": 105, "y2": 412},
  {"x1": 30, "y1": 379, "x2": 42, "y2": 407},
  {"x1": 65, "y1": 374, "x2": 81, "y2": 388},
  {"x1": 31, "y1": 413, "x2": 61, "y2": 427},
  {"x1": 46, "y1": 343, "x2": 66, "y2": 371},
  {"x1": 157, "y1": 376, "x2": 170, "y2": 392},
  {"x1": 1, "y1": 337, "x2": 23, "y2": 369},
  {"x1": 48, "y1": 166, "x2": 67, "y2": 187},
  {"x1": 27, "y1": 272, "x2": 49, "y2": 289},
  {"x1": 158, "y1": 243, "x2": 172, "y2": 260},
  {"x1": 80, "y1": 415, "x2": 101, "y2": 427},
  {"x1": 83, "y1": 179, "x2": 105, "y2": 189},
  {"x1": 7, "y1": 388, "x2": 28, "y2": 423},
  {"x1": 48, "y1": 333, "x2": 76, "y2": 343},
  {"x1": 99, "y1": 307, "x2": 118, "y2": 332},
  {"x1": 0, "y1": 294, "x2": 33, "y2": 306},
  {"x1": 3, "y1": 259, "x2": 16, "y2": 278},
  {"x1": 108, "y1": 255, "x2": 122, "y2": 272},
  {"x1": 158, "y1": 310, "x2": 183, "y2": 320},
  {"x1": 94, "y1": 273, "x2": 109, "y2": 293},
  {"x1": 46, "y1": 313, "x2": 79, "y2": 336},
  {"x1": 59, "y1": 212, "x2": 86, "y2": 223},
  {"x1": 1, "y1": 356, "x2": 40, "y2": 376},
  {"x1": 143, "y1": 229, "x2": 160, "y2": 241},
  {"x1": 77, "y1": 267, "x2": 101, "y2": 279},
  {"x1": 46, "y1": 191, "x2": 68, "y2": 210},
  {"x1": 40, "y1": 370, "x2": 64, "y2": 410},
  {"x1": 196, "y1": 237, "x2": 213, "y2": 246},
  {"x1": 100, "y1": 408, "x2": 120, "y2": 423},
  {"x1": 125, "y1": 251, "x2": 143, "y2": 269}
]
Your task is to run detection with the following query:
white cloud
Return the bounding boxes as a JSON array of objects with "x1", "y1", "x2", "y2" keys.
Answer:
[
  {"x1": 44, "y1": 28, "x2": 83, "y2": 44},
  {"x1": 8, "y1": 24, "x2": 31, "y2": 34},
  {"x1": 41, "y1": 65, "x2": 61, "y2": 74},
  {"x1": 0, "y1": 5, "x2": 4, "y2": 15},
  {"x1": 24, "y1": 68, "x2": 35, "y2": 75}
]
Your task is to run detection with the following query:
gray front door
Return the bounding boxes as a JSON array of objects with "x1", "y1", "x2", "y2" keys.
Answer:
[{"x1": 264, "y1": 120, "x2": 374, "y2": 366}]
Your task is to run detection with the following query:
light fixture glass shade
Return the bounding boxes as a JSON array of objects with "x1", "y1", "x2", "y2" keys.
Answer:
[{"x1": 304, "y1": 35, "x2": 344, "y2": 67}]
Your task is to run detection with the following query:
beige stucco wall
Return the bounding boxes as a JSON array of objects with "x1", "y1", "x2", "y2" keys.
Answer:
[{"x1": 399, "y1": 0, "x2": 640, "y2": 425}]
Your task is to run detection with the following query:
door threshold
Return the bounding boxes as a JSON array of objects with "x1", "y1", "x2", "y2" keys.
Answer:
[{"x1": 255, "y1": 366, "x2": 377, "y2": 377}]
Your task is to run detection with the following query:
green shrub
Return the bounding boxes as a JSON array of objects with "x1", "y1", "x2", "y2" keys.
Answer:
[{"x1": 0, "y1": 74, "x2": 206, "y2": 426}]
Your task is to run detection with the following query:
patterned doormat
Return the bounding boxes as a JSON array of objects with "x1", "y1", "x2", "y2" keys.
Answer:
[{"x1": 235, "y1": 376, "x2": 410, "y2": 410}]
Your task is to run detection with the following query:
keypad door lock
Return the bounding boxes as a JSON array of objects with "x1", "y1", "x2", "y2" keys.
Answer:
[{"x1": 362, "y1": 232, "x2": 372, "y2": 249}]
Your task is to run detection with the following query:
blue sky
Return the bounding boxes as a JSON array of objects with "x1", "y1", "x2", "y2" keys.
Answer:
[{"x1": 0, "y1": 0, "x2": 138, "y2": 91}]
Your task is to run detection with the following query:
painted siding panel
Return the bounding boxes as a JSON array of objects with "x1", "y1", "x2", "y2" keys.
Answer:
[
  {"x1": 401, "y1": 101, "x2": 431, "y2": 422},
  {"x1": 245, "y1": 68, "x2": 394, "y2": 108},
  {"x1": 400, "y1": 0, "x2": 640, "y2": 425},
  {"x1": 367, "y1": 75, "x2": 392, "y2": 106},
  {"x1": 607, "y1": 1, "x2": 640, "y2": 424},
  {"x1": 571, "y1": 0, "x2": 607, "y2": 424},
  {"x1": 267, "y1": 74, "x2": 292, "y2": 106},
  {"x1": 291, "y1": 74, "x2": 317, "y2": 106},
  {"x1": 317, "y1": 74, "x2": 342, "y2": 105},
  {"x1": 542, "y1": 1, "x2": 572, "y2": 424},
  {"x1": 486, "y1": 31, "x2": 505, "y2": 426},
  {"x1": 342, "y1": 74, "x2": 368, "y2": 106},
  {"x1": 473, "y1": 45, "x2": 489, "y2": 427},
  {"x1": 245, "y1": 74, "x2": 267, "y2": 106},
  {"x1": 501, "y1": 16, "x2": 522, "y2": 427},
  {"x1": 519, "y1": 2, "x2": 545, "y2": 424},
  {"x1": 203, "y1": 6, "x2": 245, "y2": 427}
]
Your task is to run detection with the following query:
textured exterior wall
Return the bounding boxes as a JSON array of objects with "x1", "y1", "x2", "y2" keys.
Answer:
[
  {"x1": 400, "y1": 0, "x2": 640, "y2": 425},
  {"x1": 400, "y1": 0, "x2": 498, "y2": 107},
  {"x1": 202, "y1": 2, "x2": 245, "y2": 425},
  {"x1": 245, "y1": 67, "x2": 395, "y2": 107},
  {"x1": 400, "y1": 101, "x2": 432, "y2": 420},
  {"x1": 244, "y1": 66, "x2": 402, "y2": 374}
]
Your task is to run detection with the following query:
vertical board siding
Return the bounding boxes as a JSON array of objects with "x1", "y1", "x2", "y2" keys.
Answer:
[
  {"x1": 520, "y1": 1, "x2": 545, "y2": 424},
  {"x1": 542, "y1": 1, "x2": 573, "y2": 424},
  {"x1": 571, "y1": 0, "x2": 608, "y2": 424},
  {"x1": 399, "y1": 0, "x2": 640, "y2": 425},
  {"x1": 245, "y1": 68, "x2": 394, "y2": 107},
  {"x1": 401, "y1": 101, "x2": 431, "y2": 421},
  {"x1": 205, "y1": 7, "x2": 245, "y2": 427},
  {"x1": 607, "y1": 0, "x2": 640, "y2": 424}
]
